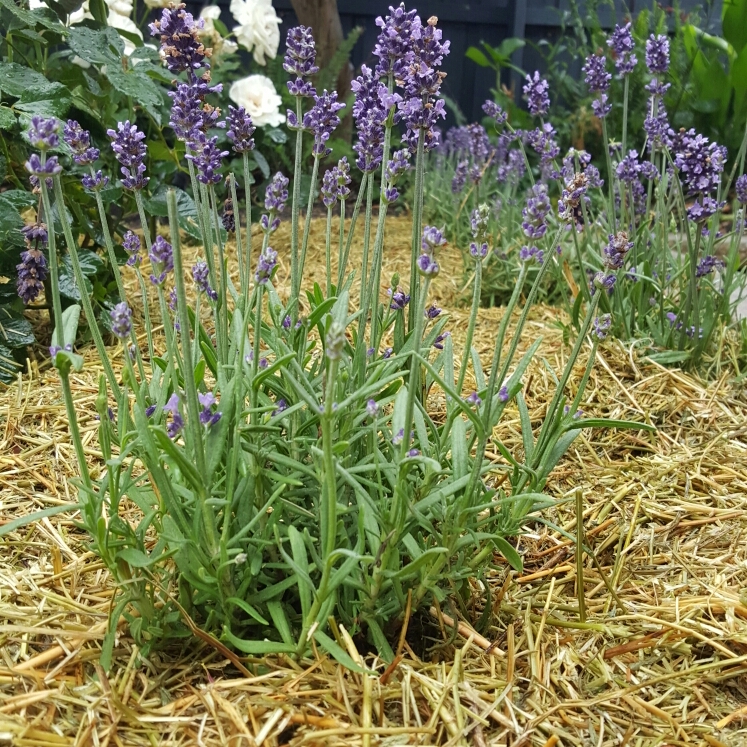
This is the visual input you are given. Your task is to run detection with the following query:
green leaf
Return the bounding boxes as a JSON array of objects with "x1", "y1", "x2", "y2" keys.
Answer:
[
  {"x1": 389, "y1": 547, "x2": 448, "y2": 581},
  {"x1": 493, "y1": 536, "x2": 522, "y2": 571},
  {"x1": 222, "y1": 627, "x2": 295, "y2": 655},
  {"x1": 565, "y1": 418, "x2": 656, "y2": 432},
  {"x1": 150, "y1": 428, "x2": 205, "y2": 492},
  {"x1": 15, "y1": 82, "x2": 72, "y2": 118},
  {"x1": 0, "y1": 502, "x2": 80, "y2": 537},
  {"x1": 723, "y1": 0, "x2": 747, "y2": 54},
  {"x1": 0, "y1": 63, "x2": 56, "y2": 98},
  {"x1": 313, "y1": 628, "x2": 367, "y2": 673},
  {"x1": 0, "y1": 0, "x2": 63, "y2": 32},
  {"x1": 0, "y1": 107, "x2": 16, "y2": 130},
  {"x1": 226, "y1": 597, "x2": 269, "y2": 626},
  {"x1": 253, "y1": 150, "x2": 270, "y2": 179},
  {"x1": 451, "y1": 415, "x2": 468, "y2": 480},
  {"x1": 118, "y1": 548, "x2": 156, "y2": 568},
  {"x1": 498, "y1": 37, "x2": 525, "y2": 58},
  {"x1": 145, "y1": 186, "x2": 201, "y2": 240},
  {"x1": 0, "y1": 190, "x2": 36, "y2": 209},
  {"x1": 288, "y1": 526, "x2": 311, "y2": 620},
  {"x1": 266, "y1": 601, "x2": 294, "y2": 646},
  {"x1": 67, "y1": 26, "x2": 122, "y2": 65},
  {"x1": 466, "y1": 46, "x2": 490, "y2": 67},
  {"x1": 0, "y1": 195, "x2": 24, "y2": 234},
  {"x1": 0, "y1": 308, "x2": 34, "y2": 348},
  {"x1": 106, "y1": 68, "x2": 163, "y2": 124}
]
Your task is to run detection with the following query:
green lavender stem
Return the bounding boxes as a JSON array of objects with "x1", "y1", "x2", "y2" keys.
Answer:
[
  {"x1": 290, "y1": 96, "x2": 304, "y2": 320},
  {"x1": 52, "y1": 175, "x2": 119, "y2": 396},
  {"x1": 38, "y1": 174, "x2": 63, "y2": 350},
  {"x1": 59, "y1": 367, "x2": 93, "y2": 492}
]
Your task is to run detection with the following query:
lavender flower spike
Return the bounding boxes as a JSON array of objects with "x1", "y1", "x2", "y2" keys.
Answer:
[
  {"x1": 107, "y1": 121, "x2": 149, "y2": 191},
  {"x1": 736, "y1": 175, "x2": 747, "y2": 204},
  {"x1": 303, "y1": 90, "x2": 345, "y2": 158},
  {"x1": 225, "y1": 106, "x2": 256, "y2": 153},
  {"x1": 198, "y1": 392, "x2": 222, "y2": 427},
  {"x1": 110, "y1": 302, "x2": 133, "y2": 339},
  {"x1": 63, "y1": 120, "x2": 99, "y2": 165},
  {"x1": 149, "y1": 4, "x2": 208, "y2": 74},
  {"x1": 608, "y1": 23, "x2": 637, "y2": 75},
  {"x1": 645, "y1": 34, "x2": 670, "y2": 75},
  {"x1": 163, "y1": 393, "x2": 184, "y2": 439},
  {"x1": 256, "y1": 246, "x2": 278, "y2": 284},
  {"x1": 28, "y1": 116, "x2": 59, "y2": 150},
  {"x1": 193, "y1": 261, "x2": 218, "y2": 300},
  {"x1": 185, "y1": 131, "x2": 228, "y2": 185},
  {"x1": 373, "y1": 2, "x2": 421, "y2": 80},
  {"x1": 16, "y1": 226, "x2": 48, "y2": 304},
  {"x1": 284, "y1": 26, "x2": 319, "y2": 79},
  {"x1": 523, "y1": 71, "x2": 550, "y2": 116},
  {"x1": 149, "y1": 235, "x2": 174, "y2": 286},
  {"x1": 265, "y1": 171, "x2": 289, "y2": 213},
  {"x1": 321, "y1": 157, "x2": 352, "y2": 208},
  {"x1": 123, "y1": 231, "x2": 142, "y2": 267}
]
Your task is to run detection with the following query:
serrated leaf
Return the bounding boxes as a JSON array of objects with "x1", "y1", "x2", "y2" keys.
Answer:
[
  {"x1": 0, "y1": 63, "x2": 57, "y2": 98},
  {"x1": 0, "y1": 0, "x2": 63, "y2": 32},
  {"x1": 67, "y1": 25, "x2": 122, "y2": 65},
  {"x1": 106, "y1": 68, "x2": 163, "y2": 124},
  {"x1": 16, "y1": 82, "x2": 72, "y2": 118}
]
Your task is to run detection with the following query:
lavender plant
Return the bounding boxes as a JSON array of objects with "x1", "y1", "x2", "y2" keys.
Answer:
[{"x1": 4, "y1": 4, "x2": 653, "y2": 665}]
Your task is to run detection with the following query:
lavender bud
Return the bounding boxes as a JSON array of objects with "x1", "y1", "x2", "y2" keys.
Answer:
[
  {"x1": 198, "y1": 391, "x2": 222, "y2": 427},
  {"x1": 303, "y1": 90, "x2": 345, "y2": 158},
  {"x1": 325, "y1": 322, "x2": 346, "y2": 360},
  {"x1": 523, "y1": 71, "x2": 550, "y2": 116},
  {"x1": 256, "y1": 246, "x2": 278, "y2": 284},
  {"x1": 283, "y1": 26, "x2": 319, "y2": 80},
  {"x1": 737, "y1": 175, "x2": 747, "y2": 204},
  {"x1": 163, "y1": 393, "x2": 184, "y2": 439},
  {"x1": 28, "y1": 116, "x2": 59, "y2": 150},
  {"x1": 123, "y1": 231, "x2": 142, "y2": 267},
  {"x1": 482, "y1": 99, "x2": 507, "y2": 126},
  {"x1": 149, "y1": 235, "x2": 174, "y2": 286},
  {"x1": 366, "y1": 399, "x2": 379, "y2": 418},
  {"x1": 592, "y1": 314, "x2": 612, "y2": 340},
  {"x1": 465, "y1": 391, "x2": 482, "y2": 407},
  {"x1": 81, "y1": 170, "x2": 109, "y2": 191},
  {"x1": 265, "y1": 171, "x2": 289, "y2": 213},
  {"x1": 225, "y1": 105, "x2": 256, "y2": 153},
  {"x1": 645, "y1": 34, "x2": 669, "y2": 75}
]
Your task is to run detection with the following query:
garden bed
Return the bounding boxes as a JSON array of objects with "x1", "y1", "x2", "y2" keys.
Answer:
[{"x1": 1, "y1": 217, "x2": 746, "y2": 745}]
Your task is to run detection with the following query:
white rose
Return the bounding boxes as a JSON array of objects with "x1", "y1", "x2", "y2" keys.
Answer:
[
  {"x1": 230, "y1": 0, "x2": 280, "y2": 66},
  {"x1": 229, "y1": 74, "x2": 284, "y2": 128},
  {"x1": 142, "y1": 0, "x2": 171, "y2": 8}
]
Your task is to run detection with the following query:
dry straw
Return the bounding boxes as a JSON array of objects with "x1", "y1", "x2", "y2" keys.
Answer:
[{"x1": 1, "y1": 217, "x2": 746, "y2": 745}]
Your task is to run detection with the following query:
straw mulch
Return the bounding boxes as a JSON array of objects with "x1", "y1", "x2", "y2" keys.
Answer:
[{"x1": 1, "y1": 215, "x2": 747, "y2": 746}]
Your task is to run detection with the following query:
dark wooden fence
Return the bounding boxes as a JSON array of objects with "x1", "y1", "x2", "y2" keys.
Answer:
[{"x1": 212, "y1": 0, "x2": 723, "y2": 125}]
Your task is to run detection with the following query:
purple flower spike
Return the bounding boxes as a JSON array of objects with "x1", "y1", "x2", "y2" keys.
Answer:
[
  {"x1": 672, "y1": 129, "x2": 726, "y2": 195},
  {"x1": 303, "y1": 90, "x2": 345, "y2": 158},
  {"x1": 523, "y1": 71, "x2": 550, "y2": 116},
  {"x1": 198, "y1": 391, "x2": 222, "y2": 427},
  {"x1": 110, "y1": 302, "x2": 133, "y2": 339},
  {"x1": 422, "y1": 225, "x2": 446, "y2": 252},
  {"x1": 168, "y1": 79, "x2": 223, "y2": 142},
  {"x1": 695, "y1": 255, "x2": 723, "y2": 278},
  {"x1": 465, "y1": 391, "x2": 482, "y2": 407},
  {"x1": 366, "y1": 399, "x2": 379, "y2": 418},
  {"x1": 373, "y1": 2, "x2": 421, "y2": 80},
  {"x1": 256, "y1": 246, "x2": 278, "y2": 284},
  {"x1": 149, "y1": 3, "x2": 208, "y2": 74},
  {"x1": 482, "y1": 100, "x2": 507, "y2": 126},
  {"x1": 284, "y1": 26, "x2": 319, "y2": 80},
  {"x1": 645, "y1": 34, "x2": 669, "y2": 75},
  {"x1": 616, "y1": 149, "x2": 641, "y2": 183},
  {"x1": 81, "y1": 170, "x2": 109, "y2": 191},
  {"x1": 265, "y1": 171, "x2": 289, "y2": 213},
  {"x1": 603, "y1": 231, "x2": 633, "y2": 270},
  {"x1": 498, "y1": 385, "x2": 509, "y2": 402},
  {"x1": 592, "y1": 271, "x2": 617, "y2": 295},
  {"x1": 608, "y1": 23, "x2": 637, "y2": 75},
  {"x1": 736, "y1": 175, "x2": 747, "y2": 204},
  {"x1": 226, "y1": 105, "x2": 256, "y2": 153},
  {"x1": 123, "y1": 231, "x2": 142, "y2": 267},
  {"x1": 417, "y1": 253, "x2": 440, "y2": 277},
  {"x1": 593, "y1": 314, "x2": 612, "y2": 340},
  {"x1": 16, "y1": 234, "x2": 48, "y2": 304},
  {"x1": 25, "y1": 154, "x2": 62, "y2": 178},
  {"x1": 425, "y1": 304, "x2": 441, "y2": 319},
  {"x1": 185, "y1": 132, "x2": 228, "y2": 185},
  {"x1": 321, "y1": 157, "x2": 352, "y2": 208},
  {"x1": 519, "y1": 245, "x2": 543, "y2": 264},
  {"x1": 351, "y1": 65, "x2": 386, "y2": 173},
  {"x1": 452, "y1": 159, "x2": 468, "y2": 194},
  {"x1": 522, "y1": 183, "x2": 551, "y2": 239},
  {"x1": 583, "y1": 54, "x2": 611, "y2": 93},
  {"x1": 163, "y1": 393, "x2": 184, "y2": 439},
  {"x1": 28, "y1": 116, "x2": 59, "y2": 150},
  {"x1": 192, "y1": 260, "x2": 217, "y2": 300},
  {"x1": 63, "y1": 120, "x2": 99, "y2": 165},
  {"x1": 149, "y1": 235, "x2": 174, "y2": 286},
  {"x1": 107, "y1": 121, "x2": 149, "y2": 191}
]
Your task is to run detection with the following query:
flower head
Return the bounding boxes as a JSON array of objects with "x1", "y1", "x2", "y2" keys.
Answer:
[
  {"x1": 16, "y1": 237, "x2": 48, "y2": 304},
  {"x1": 107, "y1": 121, "x2": 149, "y2": 191},
  {"x1": 265, "y1": 171, "x2": 289, "y2": 213},
  {"x1": 465, "y1": 391, "x2": 482, "y2": 407},
  {"x1": 373, "y1": 2, "x2": 421, "y2": 80},
  {"x1": 672, "y1": 129, "x2": 726, "y2": 195},
  {"x1": 28, "y1": 116, "x2": 59, "y2": 150},
  {"x1": 608, "y1": 23, "x2": 637, "y2": 75},
  {"x1": 388, "y1": 287, "x2": 410, "y2": 311},
  {"x1": 645, "y1": 34, "x2": 669, "y2": 75},
  {"x1": 350, "y1": 65, "x2": 387, "y2": 173},
  {"x1": 523, "y1": 71, "x2": 550, "y2": 116},
  {"x1": 110, "y1": 302, "x2": 133, "y2": 339},
  {"x1": 519, "y1": 245, "x2": 543, "y2": 264},
  {"x1": 198, "y1": 391, "x2": 222, "y2": 426},
  {"x1": 592, "y1": 314, "x2": 612, "y2": 340},
  {"x1": 123, "y1": 231, "x2": 142, "y2": 267},
  {"x1": 695, "y1": 255, "x2": 723, "y2": 278},
  {"x1": 482, "y1": 99, "x2": 507, "y2": 126},
  {"x1": 226, "y1": 105, "x2": 256, "y2": 152},
  {"x1": 321, "y1": 157, "x2": 352, "y2": 208},
  {"x1": 522, "y1": 183, "x2": 551, "y2": 239},
  {"x1": 63, "y1": 120, "x2": 99, "y2": 165},
  {"x1": 603, "y1": 231, "x2": 633, "y2": 270},
  {"x1": 149, "y1": 235, "x2": 173, "y2": 285},
  {"x1": 283, "y1": 25, "x2": 319, "y2": 79},
  {"x1": 737, "y1": 175, "x2": 747, "y2": 204},
  {"x1": 25, "y1": 154, "x2": 62, "y2": 178},
  {"x1": 149, "y1": 3, "x2": 208, "y2": 73},
  {"x1": 81, "y1": 170, "x2": 109, "y2": 191},
  {"x1": 163, "y1": 393, "x2": 184, "y2": 438},
  {"x1": 185, "y1": 131, "x2": 228, "y2": 185},
  {"x1": 303, "y1": 90, "x2": 345, "y2": 157},
  {"x1": 366, "y1": 399, "x2": 379, "y2": 418},
  {"x1": 583, "y1": 54, "x2": 611, "y2": 93},
  {"x1": 256, "y1": 246, "x2": 277, "y2": 284},
  {"x1": 193, "y1": 260, "x2": 217, "y2": 300},
  {"x1": 325, "y1": 322, "x2": 346, "y2": 360}
]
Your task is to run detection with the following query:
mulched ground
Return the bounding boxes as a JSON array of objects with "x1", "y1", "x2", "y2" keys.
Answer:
[{"x1": 1, "y1": 215, "x2": 746, "y2": 746}]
